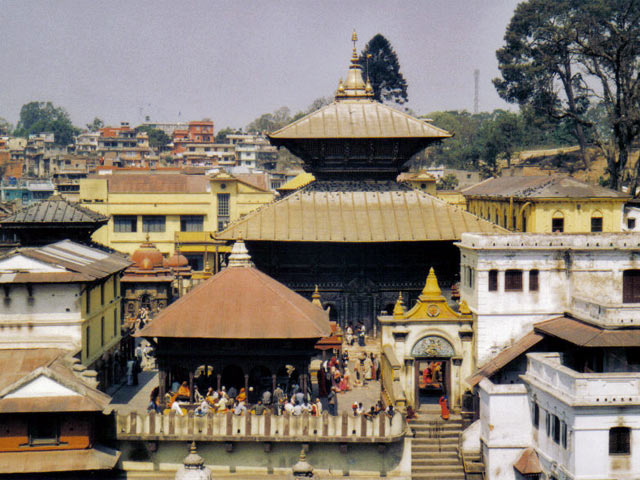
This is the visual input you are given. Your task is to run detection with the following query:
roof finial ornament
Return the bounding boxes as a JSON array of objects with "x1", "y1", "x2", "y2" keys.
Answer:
[
  {"x1": 393, "y1": 292, "x2": 405, "y2": 318},
  {"x1": 420, "y1": 267, "x2": 443, "y2": 300},
  {"x1": 312, "y1": 285, "x2": 323, "y2": 307},
  {"x1": 351, "y1": 30, "x2": 359, "y2": 65},
  {"x1": 227, "y1": 237, "x2": 253, "y2": 268}
]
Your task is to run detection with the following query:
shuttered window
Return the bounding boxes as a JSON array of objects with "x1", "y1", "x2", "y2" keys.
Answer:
[
  {"x1": 505, "y1": 270, "x2": 523, "y2": 291},
  {"x1": 488, "y1": 270, "x2": 498, "y2": 291},
  {"x1": 609, "y1": 427, "x2": 630, "y2": 455},
  {"x1": 591, "y1": 216, "x2": 603, "y2": 232},
  {"x1": 530, "y1": 270, "x2": 539, "y2": 291},
  {"x1": 623, "y1": 270, "x2": 640, "y2": 303}
]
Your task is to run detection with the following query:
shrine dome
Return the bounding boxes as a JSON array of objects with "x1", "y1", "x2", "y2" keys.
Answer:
[
  {"x1": 165, "y1": 252, "x2": 189, "y2": 268},
  {"x1": 131, "y1": 242, "x2": 164, "y2": 269}
]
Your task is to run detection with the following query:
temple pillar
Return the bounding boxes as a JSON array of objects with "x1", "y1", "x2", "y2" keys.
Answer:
[
  {"x1": 217, "y1": 373, "x2": 221, "y2": 391},
  {"x1": 272, "y1": 373, "x2": 277, "y2": 393},
  {"x1": 189, "y1": 370, "x2": 194, "y2": 403},
  {"x1": 159, "y1": 369, "x2": 167, "y2": 402},
  {"x1": 244, "y1": 374, "x2": 249, "y2": 396}
]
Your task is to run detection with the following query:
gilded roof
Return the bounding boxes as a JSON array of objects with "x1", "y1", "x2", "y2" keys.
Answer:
[
  {"x1": 138, "y1": 256, "x2": 331, "y2": 340},
  {"x1": 0, "y1": 196, "x2": 108, "y2": 225},
  {"x1": 461, "y1": 175, "x2": 628, "y2": 199},
  {"x1": 268, "y1": 101, "x2": 452, "y2": 140},
  {"x1": 278, "y1": 172, "x2": 316, "y2": 192},
  {"x1": 217, "y1": 181, "x2": 506, "y2": 242}
]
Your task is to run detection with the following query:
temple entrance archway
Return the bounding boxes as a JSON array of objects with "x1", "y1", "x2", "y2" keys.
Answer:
[{"x1": 411, "y1": 335, "x2": 455, "y2": 409}]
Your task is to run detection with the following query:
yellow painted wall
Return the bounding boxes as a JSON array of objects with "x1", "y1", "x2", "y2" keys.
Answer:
[
  {"x1": 78, "y1": 176, "x2": 274, "y2": 256},
  {"x1": 81, "y1": 275, "x2": 121, "y2": 366},
  {"x1": 467, "y1": 197, "x2": 625, "y2": 233}
]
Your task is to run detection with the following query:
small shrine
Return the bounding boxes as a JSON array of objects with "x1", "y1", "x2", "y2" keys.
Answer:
[
  {"x1": 379, "y1": 268, "x2": 473, "y2": 410},
  {"x1": 138, "y1": 239, "x2": 331, "y2": 401}
]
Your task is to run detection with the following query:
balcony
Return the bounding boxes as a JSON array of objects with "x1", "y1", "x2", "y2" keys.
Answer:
[
  {"x1": 571, "y1": 296, "x2": 640, "y2": 327},
  {"x1": 523, "y1": 352, "x2": 640, "y2": 406}
]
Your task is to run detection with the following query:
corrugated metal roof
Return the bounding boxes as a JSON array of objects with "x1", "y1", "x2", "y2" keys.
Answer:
[
  {"x1": 534, "y1": 316, "x2": 640, "y2": 347},
  {"x1": 0, "y1": 445, "x2": 120, "y2": 473},
  {"x1": 0, "y1": 196, "x2": 108, "y2": 225},
  {"x1": 269, "y1": 100, "x2": 452, "y2": 139},
  {"x1": 461, "y1": 175, "x2": 628, "y2": 199},
  {"x1": 138, "y1": 264, "x2": 331, "y2": 340},
  {"x1": 278, "y1": 172, "x2": 316, "y2": 191},
  {"x1": 217, "y1": 181, "x2": 506, "y2": 242},
  {"x1": 0, "y1": 240, "x2": 131, "y2": 283},
  {"x1": 104, "y1": 174, "x2": 210, "y2": 193},
  {"x1": 466, "y1": 331, "x2": 544, "y2": 387}
]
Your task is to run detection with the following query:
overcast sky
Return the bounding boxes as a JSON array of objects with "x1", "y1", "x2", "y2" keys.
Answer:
[{"x1": 0, "y1": 0, "x2": 521, "y2": 131}]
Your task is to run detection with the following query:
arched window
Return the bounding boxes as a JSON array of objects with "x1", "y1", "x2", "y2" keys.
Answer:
[
  {"x1": 552, "y1": 211, "x2": 564, "y2": 232},
  {"x1": 591, "y1": 211, "x2": 603, "y2": 232}
]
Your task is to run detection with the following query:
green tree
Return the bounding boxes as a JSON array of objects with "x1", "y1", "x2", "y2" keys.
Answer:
[
  {"x1": 359, "y1": 34, "x2": 408, "y2": 104},
  {"x1": 495, "y1": 0, "x2": 640, "y2": 192},
  {"x1": 494, "y1": 0, "x2": 591, "y2": 168},
  {"x1": 246, "y1": 107, "x2": 292, "y2": 134},
  {"x1": 14, "y1": 101, "x2": 79, "y2": 146},
  {"x1": 135, "y1": 125, "x2": 171, "y2": 149},
  {"x1": 480, "y1": 110, "x2": 524, "y2": 176},
  {"x1": 0, "y1": 117, "x2": 12, "y2": 136},
  {"x1": 215, "y1": 127, "x2": 241, "y2": 144},
  {"x1": 86, "y1": 117, "x2": 104, "y2": 132},
  {"x1": 436, "y1": 174, "x2": 459, "y2": 191}
]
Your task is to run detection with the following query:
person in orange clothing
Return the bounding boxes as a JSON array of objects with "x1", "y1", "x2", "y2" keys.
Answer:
[
  {"x1": 439, "y1": 394, "x2": 450, "y2": 420},
  {"x1": 236, "y1": 387, "x2": 247, "y2": 402},
  {"x1": 176, "y1": 381, "x2": 190, "y2": 401}
]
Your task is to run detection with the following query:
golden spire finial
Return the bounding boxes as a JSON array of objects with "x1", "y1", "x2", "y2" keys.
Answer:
[
  {"x1": 393, "y1": 292, "x2": 405, "y2": 318},
  {"x1": 420, "y1": 267, "x2": 443, "y2": 300},
  {"x1": 312, "y1": 285, "x2": 322, "y2": 307},
  {"x1": 352, "y1": 30, "x2": 358, "y2": 45},
  {"x1": 337, "y1": 77, "x2": 345, "y2": 94},
  {"x1": 459, "y1": 299, "x2": 471, "y2": 315}
]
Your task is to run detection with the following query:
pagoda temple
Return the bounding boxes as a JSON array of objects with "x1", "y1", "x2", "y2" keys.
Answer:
[{"x1": 217, "y1": 33, "x2": 505, "y2": 332}]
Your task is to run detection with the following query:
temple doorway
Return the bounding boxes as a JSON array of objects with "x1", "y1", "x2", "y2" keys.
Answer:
[
  {"x1": 411, "y1": 335, "x2": 455, "y2": 409},
  {"x1": 221, "y1": 364, "x2": 244, "y2": 390}
]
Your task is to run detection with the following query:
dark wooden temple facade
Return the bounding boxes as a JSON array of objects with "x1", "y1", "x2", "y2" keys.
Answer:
[{"x1": 218, "y1": 34, "x2": 505, "y2": 333}]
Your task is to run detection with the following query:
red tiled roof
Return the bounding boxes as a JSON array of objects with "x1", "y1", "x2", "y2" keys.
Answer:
[
  {"x1": 105, "y1": 174, "x2": 209, "y2": 193},
  {"x1": 138, "y1": 265, "x2": 331, "y2": 339}
]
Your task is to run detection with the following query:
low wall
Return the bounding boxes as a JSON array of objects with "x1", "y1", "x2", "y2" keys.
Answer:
[{"x1": 115, "y1": 410, "x2": 406, "y2": 443}]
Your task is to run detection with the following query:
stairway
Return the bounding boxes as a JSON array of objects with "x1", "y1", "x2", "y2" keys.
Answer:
[{"x1": 410, "y1": 412, "x2": 466, "y2": 480}]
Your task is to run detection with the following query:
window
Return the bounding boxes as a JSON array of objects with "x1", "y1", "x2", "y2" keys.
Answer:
[
  {"x1": 100, "y1": 283, "x2": 104, "y2": 305},
  {"x1": 113, "y1": 276, "x2": 118, "y2": 298},
  {"x1": 184, "y1": 253, "x2": 204, "y2": 271},
  {"x1": 114, "y1": 215, "x2": 137, "y2": 233},
  {"x1": 505, "y1": 270, "x2": 523, "y2": 291},
  {"x1": 86, "y1": 326, "x2": 90, "y2": 358},
  {"x1": 609, "y1": 427, "x2": 631, "y2": 455},
  {"x1": 29, "y1": 415, "x2": 59, "y2": 445},
  {"x1": 180, "y1": 215, "x2": 204, "y2": 232},
  {"x1": 591, "y1": 216, "x2": 603, "y2": 232},
  {"x1": 552, "y1": 415, "x2": 561, "y2": 444},
  {"x1": 114, "y1": 309, "x2": 118, "y2": 336},
  {"x1": 562, "y1": 421, "x2": 568, "y2": 449},
  {"x1": 142, "y1": 215, "x2": 166, "y2": 233},
  {"x1": 545, "y1": 411, "x2": 551, "y2": 436},
  {"x1": 217, "y1": 193, "x2": 230, "y2": 216},
  {"x1": 466, "y1": 267, "x2": 474, "y2": 288},
  {"x1": 100, "y1": 317, "x2": 105, "y2": 346},
  {"x1": 530, "y1": 270, "x2": 539, "y2": 291},
  {"x1": 552, "y1": 217, "x2": 564, "y2": 232},
  {"x1": 628, "y1": 218, "x2": 636, "y2": 230},
  {"x1": 488, "y1": 270, "x2": 498, "y2": 292},
  {"x1": 623, "y1": 270, "x2": 640, "y2": 303},
  {"x1": 532, "y1": 403, "x2": 539, "y2": 429},
  {"x1": 86, "y1": 287, "x2": 91, "y2": 314}
]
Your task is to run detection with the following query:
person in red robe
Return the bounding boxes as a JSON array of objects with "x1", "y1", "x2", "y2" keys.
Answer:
[{"x1": 439, "y1": 395, "x2": 450, "y2": 420}]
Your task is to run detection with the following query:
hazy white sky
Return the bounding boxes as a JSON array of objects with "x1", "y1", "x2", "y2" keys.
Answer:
[{"x1": 0, "y1": 0, "x2": 521, "y2": 131}]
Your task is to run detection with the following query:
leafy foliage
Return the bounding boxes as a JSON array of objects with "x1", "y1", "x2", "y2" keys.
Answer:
[
  {"x1": 86, "y1": 117, "x2": 104, "y2": 132},
  {"x1": 359, "y1": 34, "x2": 408, "y2": 105},
  {"x1": 0, "y1": 117, "x2": 12, "y2": 136},
  {"x1": 14, "y1": 101, "x2": 80, "y2": 146},
  {"x1": 436, "y1": 174, "x2": 459, "y2": 191},
  {"x1": 135, "y1": 125, "x2": 171, "y2": 149}
]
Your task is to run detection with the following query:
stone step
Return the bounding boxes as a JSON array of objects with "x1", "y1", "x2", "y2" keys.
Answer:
[
  {"x1": 413, "y1": 457, "x2": 461, "y2": 466},
  {"x1": 411, "y1": 472, "x2": 465, "y2": 480},
  {"x1": 412, "y1": 445, "x2": 458, "y2": 453},
  {"x1": 412, "y1": 438, "x2": 458, "y2": 447},
  {"x1": 412, "y1": 465, "x2": 464, "y2": 472}
]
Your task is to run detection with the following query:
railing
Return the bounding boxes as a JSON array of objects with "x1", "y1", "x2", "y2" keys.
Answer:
[
  {"x1": 571, "y1": 297, "x2": 640, "y2": 327},
  {"x1": 381, "y1": 345, "x2": 406, "y2": 408},
  {"x1": 115, "y1": 410, "x2": 405, "y2": 443},
  {"x1": 526, "y1": 352, "x2": 640, "y2": 405}
]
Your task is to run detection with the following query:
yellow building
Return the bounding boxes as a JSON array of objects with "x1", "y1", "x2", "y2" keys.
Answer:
[
  {"x1": 78, "y1": 172, "x2": 275, "y2": 269},
  {"x1": 397, "y1": 170, "x2": 437, "y2": 195},
  {"x1": 461, "y1": 175, "x2": 629, "y2": 233}
]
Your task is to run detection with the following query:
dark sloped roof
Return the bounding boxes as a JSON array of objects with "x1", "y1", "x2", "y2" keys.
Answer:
[
  {"x1": 534, "y1": 316, "x2": 640, "y2": 347},
  {"x1": 217, "y1": 181, "x2": 506, "y2": 242},
  {"x1": 138, "y1": 264, "x2": 331, "y2": 340},
  {"x1": 0, "y1": 196, "x2": 108, "y2": 225},
  {"x1": 0, "y1": 445, "x2": 120, "y2": 473},
  {"x1": 461, "y1": 175, "x2": 628, "y2": 199}
]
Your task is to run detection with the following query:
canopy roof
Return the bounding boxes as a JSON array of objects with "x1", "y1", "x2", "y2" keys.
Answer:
[
  {"x1": 138, "y1": 240, "x2": 331, "y2": 339},
  {"x1": 0, "y1": 195, "x2": 108, "y2": 226}
]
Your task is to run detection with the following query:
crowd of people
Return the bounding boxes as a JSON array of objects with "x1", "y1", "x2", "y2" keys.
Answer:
[{"x1": 317, "y1": 350, "x2": 380, "y2": 396}]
